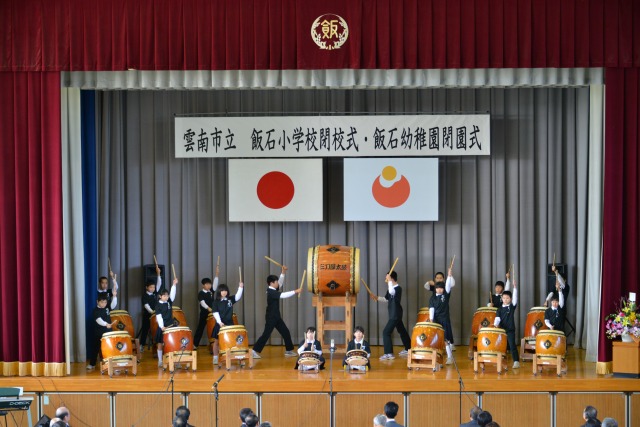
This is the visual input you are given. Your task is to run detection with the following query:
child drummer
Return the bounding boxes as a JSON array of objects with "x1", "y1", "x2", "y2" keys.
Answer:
[
  {"x1": 155, "y1": 275, "x2": 178, "y2": 367},
  {"x1": 488, "y1": 272, "x2": 511, "y2": 307},
  {"x1": 294, "y1": 326, "x2": 325, "y2": 370},
  {"x1": 428, "y1": 276, "x2": 455, "y2": 365},
  {"x1": 493, "y1": 279, "x2": 520, "y2": 369},
  {"x1": 211, "y1": 281, "x2": 243, "y2": 365},
  {"x1": 87, "y1": 293, "x2": 118, "y2": 370},
  {"x1": 343, "y1": 326, "x2": 371, "y2": 371},
  {"x1": 424, "y1": 268, "x2": 456, "y2": 349}
]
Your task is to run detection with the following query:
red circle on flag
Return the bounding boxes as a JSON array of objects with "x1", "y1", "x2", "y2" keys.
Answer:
[{"x1": 257, "y1": 171, "x2": 295, "y2": 209}]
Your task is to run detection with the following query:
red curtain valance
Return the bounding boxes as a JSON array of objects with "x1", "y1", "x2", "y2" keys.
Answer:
[{"x1": 1, "y1": 0, "x2": 639, "y2": 72}]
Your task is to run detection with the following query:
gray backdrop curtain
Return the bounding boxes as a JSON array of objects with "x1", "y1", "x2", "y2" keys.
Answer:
[{"x1": 93, "y1": 87, "x2": 590, "y2": 350}]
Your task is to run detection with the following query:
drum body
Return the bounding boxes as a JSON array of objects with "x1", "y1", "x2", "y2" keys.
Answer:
[
  {"x1": 476, "y1": 327, "x2": 507, "y2": 354},
  {"x1": 171, "y1": 306, "x2": 188, "y2": 327},
  {"x1": 218, "y1": 325, "x2": 249, "y2": 356},
  {"x1": 150, "y1": 312, "x2": 159, "y2": 342},
  {"x1": 471, "y1": 307, "x2": 497, "y2": 336},
  {"x1": 307, "y1": 245, "x2": 360, "y2": 296},
  {"x1": 110, "y1": 310, "x2": 135, "y2": 337},
  {"x1": 416, "y1": 308, "x2": 430, "y2": 323},
  {"x1": 524, "y1": 307, "x2": 548, "y2": 338},
  {"x1": 207, "y1": 313, "x2": 240, "y2": 343},
  {"x1": 298, "y1": 351, "x2": 321, "y2": 366},
  {"x1": 345, "y1": 349, "x2": 369, "y2": 366},
  {"x1": 535, "y1": 330, "x2": 566, "y2": 357},
  {"x1": 101, "y1": 331, "x2": 133, "y2": 361},
  {"x1": 411, "y1": 322, "x2": 445, "y2": 352},
  {"x1": 162, "y1": 326, "x2": 194, "y2": 354}
]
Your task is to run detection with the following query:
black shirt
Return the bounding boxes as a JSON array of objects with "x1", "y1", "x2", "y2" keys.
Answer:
[
  {"x1": 93, "y1": 306, "x2": 112, "y2": 337},
  {"x1": 156, "y1": 301, "x2": 174, "y2": 328},
  {"x1": 198, "y1": 289, "x2": 214, "y2": 314},
  {"x1": 265, "y1": 287, "x2": 283, "y2": 320},
  {"x1": 429, "y1": 291, "x2": 451, "y2": 323},
  {"x1": 385, "y1": 284, "x2": 403, "y2": 321},
  {"x1": 545, "y1": 307, "x2": 566, "y2": 331},
  {"x1": 496, "y1": 303, "x2": 517, "y2": 332},
  {"x1": 142, "y1": 291, "x2": 157, "y2": 313},
  {"x1": 213, "y1": 296, "x2": 238, "y2": 325}
]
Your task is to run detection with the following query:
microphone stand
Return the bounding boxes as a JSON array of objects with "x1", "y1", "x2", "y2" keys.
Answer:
[
  {"x1": 447, "y1": 341, "x2": 465, "y2": 425},
  {"x1": 213, "y1": 374, "x2": 225, "y2": 427},
  {"x1": 169, "y1": 340, "x2": 189, "y2": 421},
  {"x1": 329, "y1": 341, "x2": 335, "y2": 427}
]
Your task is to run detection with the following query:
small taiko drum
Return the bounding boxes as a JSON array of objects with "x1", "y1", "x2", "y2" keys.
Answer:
[
  {"x1": 162, "y1": 326, "x2": 194, "y2": 354},
  {"x1": 110, "y1": 310, "x2": 135, "y2": 337},
  {"x1": 471, "y1": 307, "x2": 498, "y2": 336},
  {"x1": 298, "y1": 351, "x2": 321, "y2": 367},
  {"x1": 307, "y1": 245, "x2": 360, "y2": 296},
  {"x1": 477, "y1": 327, "x2": 507, "y2": 355},
  {"x1": 524, "y1": 307, "x2": 548, "y2": 338},
  {"x1": 345, "y1": 349, "x2": 369, "y2": 366},
  {"x1": 411, "y1": 322, "x2": 445, "y2": 352},
  {"x1": 417, "y1": 307, "x2": 430, "y2": 323},
  {"x1": 101, "y1": 331, "x2": 133, "y2": 361},
  {"x1": 218, "y1": 325, "x2": 249, "y2": 357},
  {"x1": 206, "y1": 312, "x2": 239, "y2": 343},
  {"x1": 535, "y1": 330, "x2": 566, "y2": 358}
]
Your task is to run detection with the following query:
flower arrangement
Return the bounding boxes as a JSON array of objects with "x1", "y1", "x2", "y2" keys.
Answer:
[{"x1": 605, "y1": 297, "x2": 640, "y2": 340}]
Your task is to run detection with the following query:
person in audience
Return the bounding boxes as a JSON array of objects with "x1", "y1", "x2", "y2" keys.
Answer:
[
  {"x1": 581, "y1": 405, "x2": 601, "y2": 426},
  {"x1": 477, "y1": 411, "x2": 493, "y2": 427},
  {"x1": 460, "y1": 406, "x2": 482, "y2": 426},
  {"x1": 175, "y1": 406, "x2": 192, "y2": 427},
  {"x1": 383, "y1": 401, "x2": 403, "y2": 427},
  {"x1": 244, "y1": 414, "x2": 260, "y2": 427},
  {"x1": 485, "y1": 422, "x2": 500, "y2": 427},
  {"x1": 54, "y1": 407, "x2": 71, "y2": 427},
  {"x1": 239, "y1": 407, "x2": 254, "y2": 427},
  {"x1": 172, "y1": 416, "x2": 188, "y2": 427},
  {"x1": 373, "y1": 414, "x2": 387, "y2": 427},
  {"x1": 259, "y1": 423, "x2": 272, "y2": 427},
  {"x1": 601, "y1": 418, "x2": 618, "y2": 427}
]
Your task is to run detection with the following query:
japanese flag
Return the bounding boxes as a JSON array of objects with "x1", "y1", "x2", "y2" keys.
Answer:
[
  {"x1": 343, "y1": 158, "x2": 439, "y2": 221},
  {"x1": 229, "y1": 159, "x2": 323, "y2": 222}
]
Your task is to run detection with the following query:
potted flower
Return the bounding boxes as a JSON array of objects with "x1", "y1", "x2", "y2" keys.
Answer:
[{"x1": 605, "y1": 297, "x2": 640, "y2": 342}]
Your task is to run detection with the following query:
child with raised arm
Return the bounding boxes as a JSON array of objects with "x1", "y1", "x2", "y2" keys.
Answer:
[
  {"x1": 371, "y1": 271, "x2": 411, "y2": 360},
  {"x1": 424, "y1": 269, "x2": 456, "y2": 348},
  {"x1": 155, "y1": 275, "x2": 178, "y2": 367},
  {"x1": 493, "y1": 279, "x2": 520, "y2": 369},
  {"x1": 211, "y1": 281, "x2": 243, "y2": 365}
]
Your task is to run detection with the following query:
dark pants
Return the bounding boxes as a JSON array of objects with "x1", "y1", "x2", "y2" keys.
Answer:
[
  {"x1": 138, "y1": 315, "x2": 151, "y2": 347},
  {"x1": 193, "y1": 310, "x2": 209, "y2": 346},
  {"x1": 506, "y1": 329, "x2": 519, "y2": 362},
  {"x1": 253, "y1": 317, "x2": 294, "y2": 353},
  {"x1": 435, "y1": 317, "x2": 454, "y2": 344},
  {"x1": 382, "y1": 318, "x2": 412, "y2": 354},
  {"x1": 88, "y1": 334, "x2": 102, "y2": 366}
]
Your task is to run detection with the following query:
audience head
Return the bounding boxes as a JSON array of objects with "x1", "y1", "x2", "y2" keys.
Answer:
[
  {"x1": 469, "y1": 406, "x2": 482, "y2": 421},
  {"x1": 55, "y1": 407, "x2": 70, "y2": 424},
  {"x1": 259, "y1": 423, "x2": 272, "y2": 427},
  {"x1": 175, "y1": 405, "x2": 190, "y2": 421},
  {"x1": 240, "y1": 407, "x2": 254, "y2": 423},
  {"x1": 602, "y1": 418, "x2": 618, "y2": 427},
  {"x1": 384, "y1": 401, "x2": 399, "y2": 419},
  {"x1": 477, "y1": 411, "x2": 493, "y2": 427},
  {"x1": 583, "y1": 405, "x2": 598, "y2": 421},
  {"x1": 486, "y1": 422, "x2": 501, "y2": 427},
  {"x1": 244, "y1": 413, "x2": 259, "y2": 427},
  {"x1": 50, "y1": 421, "x2": 67, "y2": 427},
  {"x1": 373, "y1": 414, "x2": 387, "y2": 426},
  {"x1": 585, "y1": 419, "x2": 600, "y2": 427},
  {"x1": 172, "y1": 416, "x2": 188, "y2": 427}
]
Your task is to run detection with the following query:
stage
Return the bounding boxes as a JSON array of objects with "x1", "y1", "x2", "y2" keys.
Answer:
[{"x1": 3, "y1": 345, "x2": 639, "y2": 427}]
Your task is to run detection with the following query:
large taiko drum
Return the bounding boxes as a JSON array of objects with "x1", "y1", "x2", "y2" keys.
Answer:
[
  {"x1": 110, "y1": 310, "x2": 135, "y2": 337},
  {"x1": 218, "y1": 325, "x2": 249, "y2": 357},
  {"x1": 162, "y1": 326, "x2": 194, "y2": 354},
  {"x1": 345, "y1": 349, "x2": 369, "y2": 366},
  {"x1": 471, "y1": 307, "x2": 498, "y2": 336},
  {"x1": 477, "y1": 327, "x2": 507, "y2": 355},
  {"x1": 417, "y1": 307, "x2": 430, "y2": 323},
  {"x1": 524, "y1": 307, "x2": 548, "y2": 338},
  {"x1": 307, "y1": 245, "x2": 360, "y2": 296},
  {"x1": 411, "y1": 322, "x2": 445, "y2": 352},
  {"x1": 101, "y1": 331, "x2": 133, "y2": 361},
  {"x1": 535, "y1": 330, "x2": 566, "y2": 357},
  {"x1": 206, "y1": 312, "x2": 239, "y2": 343},
  {"x1": 150, "y1": 306, "x2": 189, "y2": 343}
]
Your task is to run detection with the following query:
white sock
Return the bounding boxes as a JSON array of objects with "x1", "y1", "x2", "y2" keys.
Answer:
[
  {"x1": 446, "y1": 344, "x2": 453, "y2": 359},
  {"x1": 157, "y1": 349, "x2": 163, "y2": 361}
]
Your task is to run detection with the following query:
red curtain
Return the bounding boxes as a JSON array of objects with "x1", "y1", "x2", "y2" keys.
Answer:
[
  {"x1": 599, "y1": 68, "x2": 640, "y2": 364},
  {"x1": 0, "y1": 72, "x2": 65, "y2": 376},
  {"x1": 1, "y1": 0, "x2": 639, "y2": 71}
]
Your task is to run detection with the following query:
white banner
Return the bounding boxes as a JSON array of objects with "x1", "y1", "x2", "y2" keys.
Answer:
[{"x1": 175, "y1": 114, "x2": 490, "y2": 158}]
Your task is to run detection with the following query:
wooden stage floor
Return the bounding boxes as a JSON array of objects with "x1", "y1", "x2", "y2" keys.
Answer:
[{"x1": 6, "y1": 345, "x2": 639, "y2": 393}]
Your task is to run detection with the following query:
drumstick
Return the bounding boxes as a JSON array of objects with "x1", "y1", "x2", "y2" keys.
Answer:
[
  {"x1": 264, "y1": 256, "x2": 283, "y2": 268},
  {"x1": 388, "y1": 257, "x2": 399, "y2": 276},
  {"x1": 239, "y1": 266, "x2": 242, "y2": 283},
  {"x1": 172, "y1": 264, "x2": 177, "y2": 281},
  {"x1": 216, "y1": 255, "x2": 220, "y2": 270},
  {"x1": 360, "y1": 278, "x2": 375, "y2": 297},
  {"x1": 552, "y1": 252, "x2": 556, "y2": 267},
  {"x1": 154, "y1": 255, "x2": 158, "y2": 267},
  {"x1": 108, "y1": 257, "x2": 112, "y2": 273},
  {"x1": 297, "y1": 270, "x2": 306, "y2": 298},
  {"x1": 449, "y1": 254, "x2": 456, "y2": 271}
]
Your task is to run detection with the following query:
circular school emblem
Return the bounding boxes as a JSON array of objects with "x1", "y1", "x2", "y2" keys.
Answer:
[
  {"x1": 543, "y1": 340, "x2": 552, "y2": 349},
  {"x1": 418, "y1": 333, "x2": 427, "y2": 345},
  {"x1": 236, "y1": 335, "x2": 244, "y2": 345},
  {"x1": 483, "y1": 338, "x2": 491, "y2": 346},
  {"x1": 481, "y1": 318, "x2": 490, "y2": 327},
  {"x1": 534, "y1": 319, "x2": 543, "y2": 330},
  {"x1": 117, "y1": 323, "x2": 125, "y2": 331},
  {"x1": 116, "y1": 342, "x2": 124, "y2": 351},
  {"x1": 311, "y1": 14, "x2": 349, "y2": 50},
  {"x1": 181, "y1": 337, "x2": 190, "y2": 347}
]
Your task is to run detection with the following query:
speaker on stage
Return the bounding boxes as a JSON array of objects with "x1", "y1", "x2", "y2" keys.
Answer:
[
  {"x1": 144, "y1": 264, "x2": 167, "y2": 290},
  {"x1": 547, "y1": 263, "x2": 567, "y2": 295}
]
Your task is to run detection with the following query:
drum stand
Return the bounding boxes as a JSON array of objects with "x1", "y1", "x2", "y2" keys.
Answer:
[
  {"x1": 407, "y1": 349, "x2": 442, "y2": 372},
  {"x1": 163, "y1": 349, "x2": 197, "y2": 373},
  {"x1": 313, "y1": 293, "x2": 357, "y2": 353},
  {"x1": 473, "y1": 351, "x2": 507, "y2": 374},
  {"x1": 100, "y1": 356, "x2": 137, "y2": 378},
  {"x1": 532, "y1": 354, "x2": 566, "y2": 377},
  {"x1": 219, "y1": 350, "x2": 253, "y2": 371},
  {"x1": 519, "y1": 337, "x2": 536, "y2": 362}
]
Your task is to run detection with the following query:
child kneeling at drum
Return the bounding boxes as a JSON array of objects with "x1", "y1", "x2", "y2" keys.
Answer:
[
  {"x1": 343, "y1": 326, "x2": 371, "y2": 371},
  {"x1": 294, "y1": 327, "x2": 325, "y2": 371}
]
